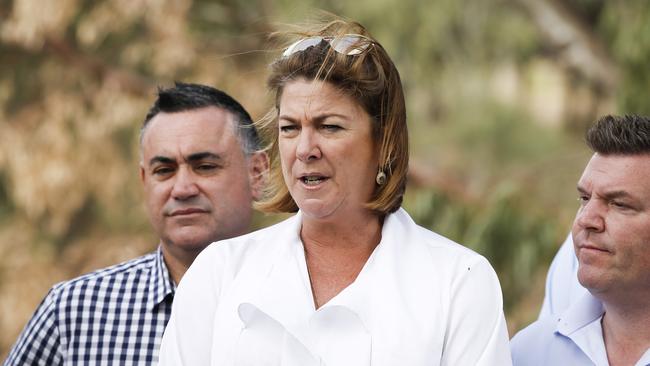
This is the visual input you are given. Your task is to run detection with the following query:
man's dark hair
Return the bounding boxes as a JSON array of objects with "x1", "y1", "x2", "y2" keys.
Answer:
[
  {"x1": 140, "y1": 82, "x2": 260, "y2": 154},
  {"x1": 586, "y1": 114, "x2": 650, "y2": 155}
]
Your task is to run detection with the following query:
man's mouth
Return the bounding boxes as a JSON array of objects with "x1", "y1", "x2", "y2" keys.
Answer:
[
  {"x1": 170, "y1": 208, "x2": 206, "y2": 216},
  {"x1": 578, "y1": 243, "x2": 611, "y2": 254}
]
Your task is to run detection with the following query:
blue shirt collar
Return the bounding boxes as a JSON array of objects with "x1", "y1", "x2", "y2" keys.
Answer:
[{"x1": 556, "y1": 292, "x2": 604, "y2": 336}]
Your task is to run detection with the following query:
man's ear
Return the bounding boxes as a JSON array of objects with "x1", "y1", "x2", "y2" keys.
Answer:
[
  {"x1": 248, "y1": 151, "x2": 269, "y2": 201},
  {"x1": 139, "y1": 163, "x2": 146, "y2": 184}
]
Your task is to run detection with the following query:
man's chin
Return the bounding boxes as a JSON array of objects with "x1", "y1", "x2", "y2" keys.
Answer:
[
  {"x1": 577, "y1": 267, "x2": 612, "y2": 294},
  {"x1": 165, "y1": 231, "x2": 217, "y2": 252}
]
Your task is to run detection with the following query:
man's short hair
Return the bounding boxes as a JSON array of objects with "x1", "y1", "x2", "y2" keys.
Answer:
[
  {"x1": 586, "y1": 114, "x2": 650, "y2": 155},
  {"x1": 141, "y1": 82, "x2": 260, "y2": 154}
]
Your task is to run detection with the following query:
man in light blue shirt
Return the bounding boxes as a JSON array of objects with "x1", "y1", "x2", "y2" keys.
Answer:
[
  {"x1": 511, "y1": 114, "x2": 650, "y2": 366},
  {"x1": 538, "y1": 234, "x2": 586, "y2": 317}
]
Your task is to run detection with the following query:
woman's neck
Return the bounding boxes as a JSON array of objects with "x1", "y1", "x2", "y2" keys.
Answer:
[
  {"x1": 301, "y1": 210, "x2": 381, "y2": 248},
  {"x1": 300, "y1": 211, "x2": 383, "y2": 309}
]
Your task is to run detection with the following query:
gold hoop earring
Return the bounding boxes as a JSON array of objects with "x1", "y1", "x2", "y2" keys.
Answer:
[{"x1": 376, "y1": 170, "x2": 386, "y2": 185}]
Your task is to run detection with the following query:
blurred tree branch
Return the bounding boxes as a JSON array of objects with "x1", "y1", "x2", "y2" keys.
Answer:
[
  {"x1": 514, "y1": 0, "x2": 619, "y2": 92},
  {"x1": 408, "y1": 159, "x2": 475, "y2": 204},
  {"x1": 42, "y1": 37, "x2": 153, "y2": 96}
]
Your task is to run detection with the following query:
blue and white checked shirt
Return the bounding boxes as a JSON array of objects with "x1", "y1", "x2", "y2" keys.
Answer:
[{"x1": 4, "y1": 246, "x2": 175, "y2": 365}]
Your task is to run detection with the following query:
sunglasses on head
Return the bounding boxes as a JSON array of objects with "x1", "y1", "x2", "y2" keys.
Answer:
[{"x1": 282, "y1": 34, "x2": 373, "y2": 58}]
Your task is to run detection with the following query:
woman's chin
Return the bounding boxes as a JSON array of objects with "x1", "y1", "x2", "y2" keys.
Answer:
[{"x1": 297, "y1": 199, "x2": 338, "y2": 221}]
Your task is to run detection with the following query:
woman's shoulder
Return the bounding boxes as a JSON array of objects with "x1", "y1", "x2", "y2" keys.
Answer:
[
  {"x1": 175, "y1": 214, "x2": 299, "y2": 305},
  {"x1": 383, "y1": 210, "x2": 505, "y2": 330},
  {"x1": 389, "y1": 208, "x2": 487, "y2": 265},
  {"x1": 191, "y1": 214, "x2": 300, "y2": 275}
]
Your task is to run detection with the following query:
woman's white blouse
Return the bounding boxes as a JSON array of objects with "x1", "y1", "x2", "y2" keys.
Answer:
[{"x1": 159, "y1": 208, "x2": 512, "y2": 365}]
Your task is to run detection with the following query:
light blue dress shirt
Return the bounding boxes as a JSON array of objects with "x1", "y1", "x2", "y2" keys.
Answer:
[
  {"x1": 538, "y1": 233, "x2": 588, "y2": 318},
  {"x1": 512, "y1": 293, "x2": 650, "y2": 366}
]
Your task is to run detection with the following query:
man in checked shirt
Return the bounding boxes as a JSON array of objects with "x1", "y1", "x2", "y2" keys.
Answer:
[{"x1": 4, "y1": 82, "x2": 268, "y2": 365}]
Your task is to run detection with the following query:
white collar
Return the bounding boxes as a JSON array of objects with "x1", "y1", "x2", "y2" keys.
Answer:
[{"x1": 231, "y1": 209, "x2": 412, "y2": 365}]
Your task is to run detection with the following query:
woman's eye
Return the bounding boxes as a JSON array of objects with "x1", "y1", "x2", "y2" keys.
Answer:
[
  {"x1": 321, "y1": 124, "x2": 342, "y2": 131},
  {"x1": 279, "y1": 125, "x2": 297, "y2": 133}
]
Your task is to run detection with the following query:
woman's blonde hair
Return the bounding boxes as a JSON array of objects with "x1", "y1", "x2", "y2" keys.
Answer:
[{"x1": 256, "y1": 16, "x2": 408, "y2": 215}]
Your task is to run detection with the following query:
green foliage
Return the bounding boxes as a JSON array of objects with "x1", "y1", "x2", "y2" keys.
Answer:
[
  {"x1": 404, "y1": 105, "x2": 575, "y2": 313},
  {"x1": 600, "y1": 2, "x2": 650, "y2": 115},
  {"x1": 407, "y1": 184, "x2": 561, "y2": 312}
]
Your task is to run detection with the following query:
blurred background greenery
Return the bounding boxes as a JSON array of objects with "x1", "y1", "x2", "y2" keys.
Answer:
[{"x1": 1, "y1": 0, "x2": 648, "y2": 358}]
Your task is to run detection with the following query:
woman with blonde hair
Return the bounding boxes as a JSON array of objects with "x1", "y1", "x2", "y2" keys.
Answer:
[{"x1": 159, "y1": 17, "x2": 511, "y2": 365}]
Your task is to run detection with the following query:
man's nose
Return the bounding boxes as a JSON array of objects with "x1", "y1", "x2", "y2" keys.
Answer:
[
  {"x1": 171, "y1": 166, "x2": 199, "y2": 200},
  {"x1": 574, "y1": 199, "x2": 605, "y2": 233}
]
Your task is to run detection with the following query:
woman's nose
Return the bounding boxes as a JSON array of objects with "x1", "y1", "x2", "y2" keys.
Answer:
[{"x1": 296, "y1": 129, "x2": 321, "y2": 162}]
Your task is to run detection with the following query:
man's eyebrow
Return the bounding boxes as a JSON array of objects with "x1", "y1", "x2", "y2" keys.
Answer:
[
  {"x1": 577, "y1": 185, "x2": 635, "y2": 200},
  {"x1": 148, "y1": 152, "x2": 223, "y2": 166},
  {"x1": 186, "y1": 152, "x2": 223, "y2": 162},
  {"x1": 149, "y1": 156, "x2": 176, "y2": 166},
  {"x1": 601, "y1": 190, "x2": 634, "y2": 201},
  {"x1": 576, "y1": 185, "x2": 588, "y2": 195}
]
